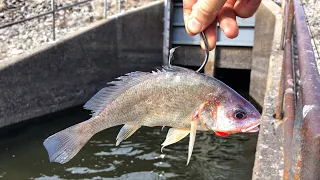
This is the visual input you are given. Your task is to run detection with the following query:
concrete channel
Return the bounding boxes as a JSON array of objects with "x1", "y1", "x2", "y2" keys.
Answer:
[
  {"x1": 0, "y1": 2, "x2": 164, "y2": 128},
  {"x1": 0, "y1": 0, "x2": 319, "y2": 179}
]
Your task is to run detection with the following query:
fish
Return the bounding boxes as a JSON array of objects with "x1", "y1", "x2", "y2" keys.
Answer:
[{"x1": 43, "y1": 66, "x2": 261, "y2": 165}]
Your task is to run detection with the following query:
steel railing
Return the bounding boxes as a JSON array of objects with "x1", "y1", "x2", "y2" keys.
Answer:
[
  {"x1": 0, "y1": 0, "x2": 122, "y2": 41},
  {"x1": 276, "y1": 0, "x2": 320, "y2": 179}
]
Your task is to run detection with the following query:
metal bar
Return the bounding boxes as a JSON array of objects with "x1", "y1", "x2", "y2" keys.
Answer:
[
  {"x1": 285, "y1": 0, "x2": 294, "y2": 41},
  {"x1": 56, "y1": 0, "x2": 92, "y2": 11},
  {"x1": 282, "y1": 1, "x2": 296, "y2": 178},
  {"x1": 118, "y1": 0, "x2": 121, "y2": 13},
  {"x1": 289, "y1": 74, "x2": 304, "y2": 180},
  {"x1": 104, "y1": 0, "x2": 107, "y2": 18},
  {"x1": 173, "y1": 2, "x2": 183, "y2": 7},
  {"x1": 293, "y1": 0, "x2": 320, "y2": 179},
  {"x1": 0, "y1": 0, "x2": 92, "y2": 29},
  {"x1": 52, "y1": 0, "x2": 56, "y2": 41},
  {"x1": 163, "y1": 0, "x2": 172, "y2": 65},
  {"x1": 283, "y1": 39, "x2": 295, "y2": 180},
  {"x1": 172, "y1": 22, "x2": 255, "y2": 27},
  {"x1": 0, "y1": 11, "x2": 54, "y2": 29},
  {"x1": 275, "y1": 0, "x2": 294, "y2": 120},
  {"x1": 171, "y1": 40, "x2": 254, "y2": 47}
]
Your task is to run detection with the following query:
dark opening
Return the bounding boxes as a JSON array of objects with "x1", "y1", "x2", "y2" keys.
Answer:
[
  {"x1": 214, "y1": 68, "x2": 251, "y2": 99},
  {"x1": 215, "y1": 68, "x2": 262, "y2": 113}
]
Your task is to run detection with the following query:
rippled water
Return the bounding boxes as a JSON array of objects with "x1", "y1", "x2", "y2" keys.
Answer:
[{"x1": 0, "y1": 107, "x2": 258, "y2": 180}]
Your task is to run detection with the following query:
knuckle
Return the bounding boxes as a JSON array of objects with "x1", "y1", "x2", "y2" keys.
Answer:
[
  {"x1": 237, "y1": 11, "x2": 254, "y2": 18},
  {"x1": 193, "y1": 0, "x2": 220, "y2": 26},
  {"x1": 197, "y1": 0, "x2": 215, "y2": 18}
]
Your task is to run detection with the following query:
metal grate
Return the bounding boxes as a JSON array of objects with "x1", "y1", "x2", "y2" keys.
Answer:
[
  {"x1": 0, "y1": 0, "x2": 122, "y2": 41},
  {"x1": 169, "y1": 1, "x2": 256, "y2": 47}
]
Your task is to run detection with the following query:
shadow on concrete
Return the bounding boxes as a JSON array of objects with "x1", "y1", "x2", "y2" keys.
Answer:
[{"x1": 0, "y1": 2, "x2": 164, "y2": 128}]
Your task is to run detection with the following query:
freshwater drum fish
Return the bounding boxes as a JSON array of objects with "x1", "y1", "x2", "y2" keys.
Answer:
[{"x1": 43, "y1": 66, "x2": 261, "y2": 165}]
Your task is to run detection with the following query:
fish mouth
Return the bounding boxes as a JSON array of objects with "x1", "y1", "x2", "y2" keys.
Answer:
[
  {"x1": 212, "y1": 123, "x2": 260, "y2": 136},
  {"x1": 240, "y1": 123, "x2": 260, "y2": 133}
]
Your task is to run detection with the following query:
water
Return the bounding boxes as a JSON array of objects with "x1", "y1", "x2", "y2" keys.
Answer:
[{"x1": 0, "y1": 106, "x2": 258, "y2": 180}]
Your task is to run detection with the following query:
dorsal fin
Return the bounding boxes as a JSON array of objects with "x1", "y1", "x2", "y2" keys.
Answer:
[
  {"x1": 161, "y1": 65, "x2": 194, "y2": 73},
  {"x1": 83, "y1": 66, "x2": 196, "y2": 116},
  {"x1": 83, "y1": 71, "x2": 150, "y2": 116}
]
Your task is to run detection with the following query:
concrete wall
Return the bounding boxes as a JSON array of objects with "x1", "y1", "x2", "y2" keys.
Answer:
[
  {"x1": 0, "y1": 1, "x2": 164, "y2": 128},
  {"x1": 215, "y1": 47, "x2": 252, "y2": 70},
  {"x1": 172, "y1": 46, "x2": 252, "y2": 69},
  {"x1": 251, "y1": 1, "x2": 285, "y2": 179},
  {"x1": 249, "y1": 1, "x2": 281, "y2": 106}
]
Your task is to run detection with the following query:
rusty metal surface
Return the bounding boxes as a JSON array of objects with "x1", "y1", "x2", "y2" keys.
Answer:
[
  {"x1": 285, "y1": 0, "x2": 294, "y2": 41},
  {"x1": 293, "y1": 0, "x2": 320, "y2": 179},
  {"x1": 276, "y1": 0, "x2": 294, "y2": 120},
  {"x1": 282, "y1": 39, "x2": 295, "y2": 180},
  {"x1": 276, "y1": 0, "x2": 320, "y2": 179},
  {"x1": 280, "y1": 0, "x2": 286, "y2": 49},
  {"x1": 282, "y1": 1, "x2": 296, "y2": 179}
]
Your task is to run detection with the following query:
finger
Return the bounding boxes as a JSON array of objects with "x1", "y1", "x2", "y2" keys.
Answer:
[
  {"x1": 183, "y1": 0, "x2": 197, "y2": 35},
  {"x1": 218, "y1": 0, "x2": 239, "y2": 38},
  {"x1": 200, "y1": 19, "x2": 217, "y2": 51},
  {"x1": 183, "y1": 0, "x2": 227, "y2": 35},
  {"x1": 234, "y1": 0, "x2": 261, "y2": 18}
]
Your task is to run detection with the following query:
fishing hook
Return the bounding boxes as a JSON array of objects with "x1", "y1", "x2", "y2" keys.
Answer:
[
  {"x1": 196, "y1": 31, "x2": 209, "y2": 72},
  {"x1": 168, "y1": 31, "x2": 209, "y2": 73}
]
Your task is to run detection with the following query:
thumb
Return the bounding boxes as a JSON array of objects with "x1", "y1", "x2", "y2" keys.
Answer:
[{"x1": 184, "y1": 0, "x2": 226, "y2": 35}]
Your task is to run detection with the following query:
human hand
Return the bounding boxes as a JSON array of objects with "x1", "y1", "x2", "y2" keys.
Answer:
[{"x1": 183, "y1": 0, "x2": 261, "y2": 50}]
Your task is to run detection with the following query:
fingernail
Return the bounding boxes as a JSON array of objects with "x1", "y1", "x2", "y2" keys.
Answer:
[{"x1": 188, "y1": 18, "x2": 202, "y2": 34}]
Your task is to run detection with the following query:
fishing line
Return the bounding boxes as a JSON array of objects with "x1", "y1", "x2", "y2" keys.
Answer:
[{"x1": 168, "y1": 31, "x2": 210, "y2": 73}]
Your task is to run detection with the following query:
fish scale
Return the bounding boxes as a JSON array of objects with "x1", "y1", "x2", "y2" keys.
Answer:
[
  {"x1": 93, "y1": 69, "x2": 214, "y2": 129},
  {"x1": 43, "y1": 66, "x2": 261, "y2": 165}
]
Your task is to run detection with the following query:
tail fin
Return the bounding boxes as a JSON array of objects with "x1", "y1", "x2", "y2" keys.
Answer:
[{"x1": 43, "y1": 121, "x2": 93, "y2": 164}]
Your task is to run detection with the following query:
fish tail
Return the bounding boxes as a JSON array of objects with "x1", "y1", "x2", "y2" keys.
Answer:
[{"x1": 43, "y1": 120, "x2": 94, "y2": 164}]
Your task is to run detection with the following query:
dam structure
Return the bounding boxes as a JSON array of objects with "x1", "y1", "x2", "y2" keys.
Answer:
[{"x1": 0, "y1": 0, "x2": 319, "y2": 179}]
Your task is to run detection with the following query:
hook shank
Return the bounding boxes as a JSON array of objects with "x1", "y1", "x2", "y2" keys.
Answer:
[{"x1": 168, "y1": 31, "x2": 209, "y2": 72}]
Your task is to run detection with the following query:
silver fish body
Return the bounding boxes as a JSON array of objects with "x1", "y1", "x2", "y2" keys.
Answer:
[{"x1": 43, "y1": 66, "x2": 261, "y2": 164}]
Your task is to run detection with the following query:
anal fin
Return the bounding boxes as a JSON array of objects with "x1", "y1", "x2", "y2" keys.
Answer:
[
  {"x1": 116, "y1": 124, "x2": 141, "y2": 146},
  {"x1": 161, "y1": 128, "x2": 190, "y2": 152},
  {"x1": 187, "y1": 120, "x2": 198, "y2": 165}
]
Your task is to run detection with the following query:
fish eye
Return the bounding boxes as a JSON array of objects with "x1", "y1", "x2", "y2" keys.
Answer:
[{"x1": 234, "y1": 110, "x2": 246, "y2": 120}]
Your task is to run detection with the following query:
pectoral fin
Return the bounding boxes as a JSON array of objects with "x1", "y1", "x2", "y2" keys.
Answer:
[
  {"x1": 161, "y1": 128, "x2": 190, "y2": 152},
  {"x1": 187, "y1": 120, "x2": 198, "y2": 165},
  {"x1": 116, "y1": 124, "x2": 141, "y2": 146}
]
